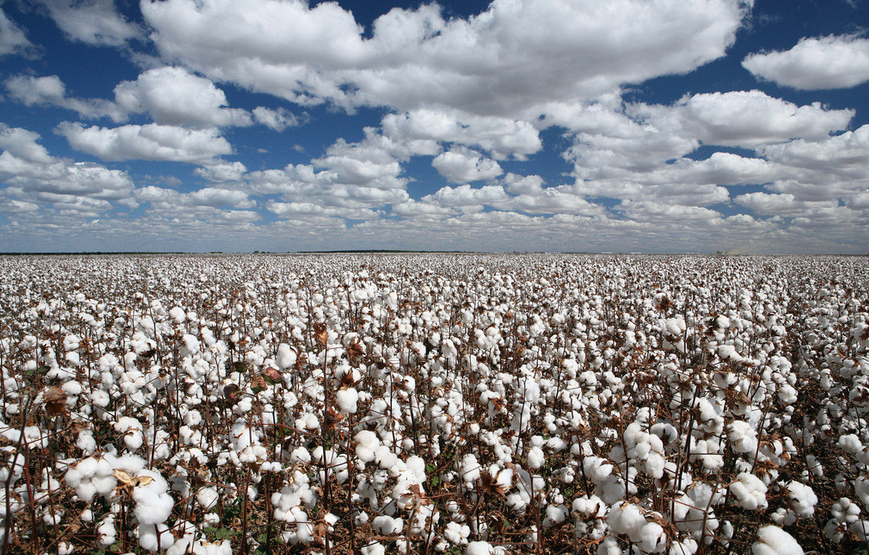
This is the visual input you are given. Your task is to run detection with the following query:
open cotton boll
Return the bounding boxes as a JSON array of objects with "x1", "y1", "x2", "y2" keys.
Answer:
[
  {"x1": 466, "y1": 541, "x2": 494, "y2": 555},
  {"x1": 372, "y1": 515, "x2": 403, "y2": 535},
  {"x1": 751, "y1": 525, "x2": 803, "y2": 555},
  {"x1": 336, "y1": 387, "x2": 359, "y2": 414},
  {"x1": 360, "y1": 542, "x2": 385, "y2": 555},
  {"x1": 355, "y1": 431, "x2": 380, "y2": 463},
  {"x1": 132, "y1": 470, "x2": 174, "y2": 525},
  {"x1": 461, "y1": 454, "x2": 481, "y2": 483},
  {"x1": 727, "y1": 421, "x2": 757, "y2": 454},
  {"x1": 196, "y1": 487, "x2": 219, "y2": 510},
  {"x1": 786, "y1": 481, "x2": 818, "y2": 518},
  {"x1": 730, "y1": 472, "x2": 768, "y2": 510},
  {"x1": 138, "y1": 523, "x2": 175, "y2": 552},
  {"x1": 607, "y1": 502, "x2": 646, "y2": 543}
]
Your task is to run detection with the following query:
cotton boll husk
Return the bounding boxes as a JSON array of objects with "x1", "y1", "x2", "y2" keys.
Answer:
[{"x1": 752, "y1": 525, "x2": 803, "y2": 555}]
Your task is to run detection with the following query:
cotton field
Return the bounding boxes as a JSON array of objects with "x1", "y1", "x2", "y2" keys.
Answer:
[{"x1": 1, "y1": 254, "x2": 868, "y2": 555}]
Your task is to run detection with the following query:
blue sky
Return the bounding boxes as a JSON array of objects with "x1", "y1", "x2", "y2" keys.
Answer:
[{"x1": 1, "y1": 0, "x2": 868, "y2": 253}]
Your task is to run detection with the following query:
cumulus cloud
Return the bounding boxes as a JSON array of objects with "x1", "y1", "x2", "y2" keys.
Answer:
[
  {"x1": 252, "y1": 107, "x2": 300, "y2": 131},
  {"x1": 5, "y1": 75, "x2": 127, "y2": 121},
  {"x1": 141, "y1": 0, "x2": 750, "y2": 116},
  {"x1": 56, "y1": 122, "x2": 233, "y2": 163},
  {"x1": 114, "y1": 67, "x2": 252, "y2": 127},
  {"x1": 632, "y1": 90, "x2": 853, "y2": 148},
  {"x1": 432, "y1": 147, "x2": 503, "y2": 183},
  {"x1": 195, "y1": 161, "x2": 247, "y2": 182},
  {"x1": 743, "y1": 35, "x2": 869, "y2": 90},
  {"x1": 34, "y1": 0, "x2": 142, "y2": 46},
  {"x1": 382, "y1": 109, "x2": 542, "y2": 160},
  {"x1": 0, "y1": 5, "x2": 33, "y2": 56},
  {"x1": 0, "y1": 123, "x2": 135, "y2": 216}
]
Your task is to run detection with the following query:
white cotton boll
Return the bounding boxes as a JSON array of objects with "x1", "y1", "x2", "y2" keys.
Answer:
[
  {"x1": 544, "y1": 504, "x2": 568, "y2": 527},
  {"x1": 752, "y1": 525, "x2": 803, "y2": 555},
  {"x1": 91, "y1": 389, "x2": 110, "y2": 407},
  {"x1": 361, "y1": 542, "x2": 386, "y2": 555},
  {"x1": 277, "y1": 343, "x2": 297, "y2": 370},
  {"x1": 597, "y1": 536, "x2": 622, "y2": 555},
  {"x1": 97, "y1": 515, "x2": 116, "y2": 547},
  {"x1": 62, "y1": 380, "x2": 83, "y2": 396},
  {"x1": 838, "y1": 434, "x2": 863, "y2": 454},
  {"x1": 132, "y1": 470, "x2": 174, "y2": 525},
  {"x1": 466, "y1": 541, "x2": 494, "y2": 555},
  {"x1": 355, "y1": 431, "x2": 379, "y2": 462},
  {"x1": 444, "y1": 521, "x2": 471, "y2": 546},
  {"x1": 730, "y1": 473, "x2": 768, "y2": 510},
  {"x1": 138, "y1": 523, "x2": 175, "y2": 552},
  {"x1": 527, "y1": 447, "x2": 545, "y2": 469},
  {"x1": 850, "y1": 520, "x2": 869, "y2": 541},
  {"x1": 641, "y1": 522, "x2": 666, "y2": 553},
  {"x1": 372, "y1": 515, "x2": 403, "y2": 535},
  {"x1": 336, "y1": 387, "x2": 359, "y2": 414},
  {"x1": 856, "y1": 477, "x2": 869, "y2": 505},
  {"x1": 169, "y1": 307, "x2": 186, "y2": 324},
  {"x1": 786, "y1": 481, "x2": 818, "y2": 518},
  {"x1": 608, "y1": 502, "x2": 646, "y2": 543},
  {"x1": 461, "y1": 454, "x2": 481, "y2": 482},
  {"x1": 728, "y1": 421, "x2": 757, "y2": 454},
  {"x1": 831, "y1": 497, "x2": 860, "y2": 524},
  {"x1": 76, "y1": 430, "x2": 97, "y2": 455},
  {"x1": 196, "y1": 487, "x2": 219, "y2": 510}
]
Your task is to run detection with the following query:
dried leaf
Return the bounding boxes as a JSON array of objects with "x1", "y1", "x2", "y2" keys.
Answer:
[{"x1": 43, "y1": 387, "x2": 68, "y2": 417}]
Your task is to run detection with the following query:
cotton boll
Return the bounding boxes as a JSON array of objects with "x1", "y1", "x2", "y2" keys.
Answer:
[
  {"x1": 786, "y1": 481, "x2": 818, "y2": 518},
  {"x1": 527, "y1": 446, "x2": 545, "y2": 469},
  {"x1": 196, "y1": 487, "x2": 219, "y2": 510},
  {"x1": 466, "y1": 541, "x2": 494, "y2": 555},
  {"x1": 138, "y1": 523, "x2": 175, "y2": 552},
  {"x1": 372, "y1": 515, "x2": 403, "y2": 535},
  {"x1": 132, "y1": 470, "x2": 174, "y2": 525},
  {"x1": 641, "y1": 522, "x2": 666, "y2": 553},
  {"x1": 361, "y1": 542, "x2": 386, "y2": 555},
  {"x1": 607, "y1": 502, "x2": 646, "y2": 543},
  {"x1": 850, "y1": 520, "x2": 869, "y2": 541},
  {"x1": 461, "y1": 454, "x2": 481, "y2": 483},
  {"x1": 336, "y1": 387, "x2": 359, "y2": 414},
  {"x1": 729, "y1": 473, "x2": 768, "y2": 510},
  {"x1": 751, "y1": 525, "x2": 803, "y2": 555}
]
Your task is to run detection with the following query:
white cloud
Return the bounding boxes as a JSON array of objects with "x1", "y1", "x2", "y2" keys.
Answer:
[
  {"x1": 734, "y1": 192, "x2": 840, "y2": 217},
  {"x1": 0, "y1": 123, "x2": 54, "y2": 164},
  {"x1": 743, "y1": 35, "x2": 869, "y2": 90},
  {"x1": 632, "y1": 90, "x2": 853, "y2": 148},
  {"x1": 5, "y1": 74, "x2": 127, "y2": 121},
  {"x1": 382, "y1": 109, "x2": 542, "y2": 160},
  {"x1": 423, "y1": 184, "x2": 509, "y2": 213},
  {"x1": 135, "y1": 185, "x2": 256, "y2": 217},
  {"x1": 0, "y1": 6, "x2": 33, "y2": 57},
  {"x1": 195, "y1": 161, "x2": 247, "y2": 182},
  {"x1": 0, "y1": 124, "x2": 135, "y2": 217},
  {"x1": 253, "y1": 107, "x2": 300, "y2": 131},
  {"x1": 35, "y1": 0, "x2": 142, "y2": 46},
  {"x1": 141, "y1": 0, "x2": 750, "y2": 116},
  {"x1": 114, "y1": 67, "x2": 252, "y2": 127},
  {"x1": 432, "y1": 147, "x2": 503, "y2": 183},
  {"x1": 57, "y1": 122, "x2": 233, "y2": 163}
]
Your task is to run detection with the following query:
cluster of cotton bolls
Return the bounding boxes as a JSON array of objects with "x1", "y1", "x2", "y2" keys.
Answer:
[{"x1": 0, "y1": 254, "x2": 867, "y2": 554}]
